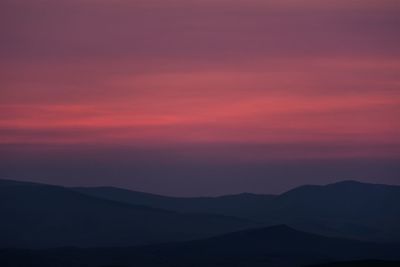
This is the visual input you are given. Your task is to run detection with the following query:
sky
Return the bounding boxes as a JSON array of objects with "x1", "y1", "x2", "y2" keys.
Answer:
[{"x1": 0, "y1": 0, "x2": 399, "y2": 196}]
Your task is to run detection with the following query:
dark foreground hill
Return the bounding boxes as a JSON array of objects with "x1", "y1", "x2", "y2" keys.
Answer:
[
  {"x1": 306, "y1": 260, "x2": 400, "y2": 267},
  {"x1": 0, "y1": 179, "x2": 254, "y2": 248},
  {"x1": 75, "y1": 180, "x2": 400, "y2": 242},
  {"x1": 0, "y1": 225, "x2": 399, "y2": 267},
  {"x1": 2, "y1": 178, "x2": 400, "y2": 249}
]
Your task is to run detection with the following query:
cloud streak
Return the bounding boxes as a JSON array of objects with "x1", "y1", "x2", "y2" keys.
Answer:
[{"x1": 0, "y1": 0, "x2": 399, "y2": 194}]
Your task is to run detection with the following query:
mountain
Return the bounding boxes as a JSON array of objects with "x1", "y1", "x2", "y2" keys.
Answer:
[
  {"x1": 73, "y1": 186, "x2": 276, "y2": 218},
  {"x1": 266, "y1": 181, "x2": 400, "y2": 242},
  {"x1": 2, "y1": 178, "x2": 400, "y2": 249},
  {"x1": 0, "y1": 179, "x2": 255, "y2": 248},
  {"x1": 0, "y1": 225, "x2": 399, "y2": 267},
  {"x1": 75, "y1": 180, "x2": 400, "y2": 242}
]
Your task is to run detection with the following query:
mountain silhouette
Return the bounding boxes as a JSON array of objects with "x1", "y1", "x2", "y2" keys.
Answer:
[
  {"x1": 0, "y1": 225, "x2": 399, "y2": 267},
  {"x1": 2, "y1": 178, "x2": 400, "y2": 250},
  {"x1": 75, "y1": 180, "x2": 400, "y2": 242},
  {"x1": 266, "y1": 180, "x2": 400, "y2": 241},
  {"x1": 0, "y1": 179, "x2": 254, "y2": 248},
  {"x1": 74, "y1": 186, "x2": 276, "y2": 218}
]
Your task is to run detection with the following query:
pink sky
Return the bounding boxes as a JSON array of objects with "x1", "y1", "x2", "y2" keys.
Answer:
[{"x1": 0, "y1": 0, "x2": 399, "y2": 194}]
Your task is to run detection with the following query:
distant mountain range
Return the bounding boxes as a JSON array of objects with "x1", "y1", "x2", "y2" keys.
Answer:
[
  {"x1": 1, "y1": 178, "x2": 400, "y2": 267},
  {"x1": 0, "y1": 225, "x2": 399, "y2": 267},
  {"x1": 0, "y1": 179, "x2": 254, "y2": 248},
  {"x1": 74, "y1": 180, "x2": 400, "y2": 242}
]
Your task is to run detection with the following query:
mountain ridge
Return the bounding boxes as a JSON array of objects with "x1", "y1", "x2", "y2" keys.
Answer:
[
  {"x1": 0, "y1": 179, "x2": 256, "y2": 248},
  {"x1": 1, "y1": 224, "x2": 399, "y2": 267},
  {"x1": 1, "y1": 178, "x2": 400, "y2": 247}
]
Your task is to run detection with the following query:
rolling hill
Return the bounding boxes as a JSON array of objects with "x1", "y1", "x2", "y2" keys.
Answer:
[
  {"x1": 2, "y1": 178, "x2": 400, "y2": 249},
  {"x1": 74, "y1": 186, "x2": 276, "y2": 219},
  {"x1": 0, "y1": 179, "x2": 255, "y2": 248},
  {"x1": 75, "y1": 180, "x2": 400, "y2": 242},
  {"x1": 0, "y1": 225, "x2": 399, "y2": 267}
]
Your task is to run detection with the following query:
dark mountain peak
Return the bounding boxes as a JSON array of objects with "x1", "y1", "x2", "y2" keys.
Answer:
[
  {"x1": 328, "y1": 180, "x2": 370, "y2": 187},
  {"x1": 236, "y1": 192, "x2": 266, "y2": 196},
  {"x1": 280, "y1": 184, "x2": 321, "y2": 197},
  {"x1": 324, "y1": 180, "x2": 400, "y2": 195},
  {"x1": 0, "y1": 178, "x2": 44, "y2": 187},
  {"x1": 74, "y1": 186, "x2": 172, "y2": 199},
  {"x1": 281, "y1": 180, "x2": 400, "y2": 198},
  {"x1": 216, "y1": 192, "x2": 275, "y2": 199},
  {"x1": 229, "y1": 192, "x2": 257, "y2": 197},
  {"x1": 327, "y1": 180, "x2": 400, "y2": 189}
]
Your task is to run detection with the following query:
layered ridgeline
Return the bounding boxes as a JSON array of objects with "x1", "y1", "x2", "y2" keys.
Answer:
[
  {"x1": 75, "y1": 180, "x2": 400, "y2": 242},
  {"x1": 0, "y1": 179, "x2": 255, "y2": 248},
  {"x1": 0, "y1": 225, "x2": 399, "y2": 267},
  {"x1": 1, "y1": 178, "x2": 400, "y2": 249}
]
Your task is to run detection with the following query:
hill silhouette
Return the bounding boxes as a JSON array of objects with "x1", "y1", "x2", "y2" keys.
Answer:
[
  {"x1": 75, "y1": 180, "x2": 400, "y2": 242},
  {"x1": 74, "y1": 186, "x2": 276, "y2": 219},
  {"x1": 2, "y1": 178, "x2": 400, "y2": 250},
  {"x1": 0, "y1": 225, "x2": 399, "y2": 267},
  {"x1": 0, "y1": 179, "x2": 254, "y2": 248}
]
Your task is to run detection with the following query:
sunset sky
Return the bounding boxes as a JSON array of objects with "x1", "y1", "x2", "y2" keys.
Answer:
[{"x1": 1, "y1": 0, "x2": 399, "y2": 195}]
